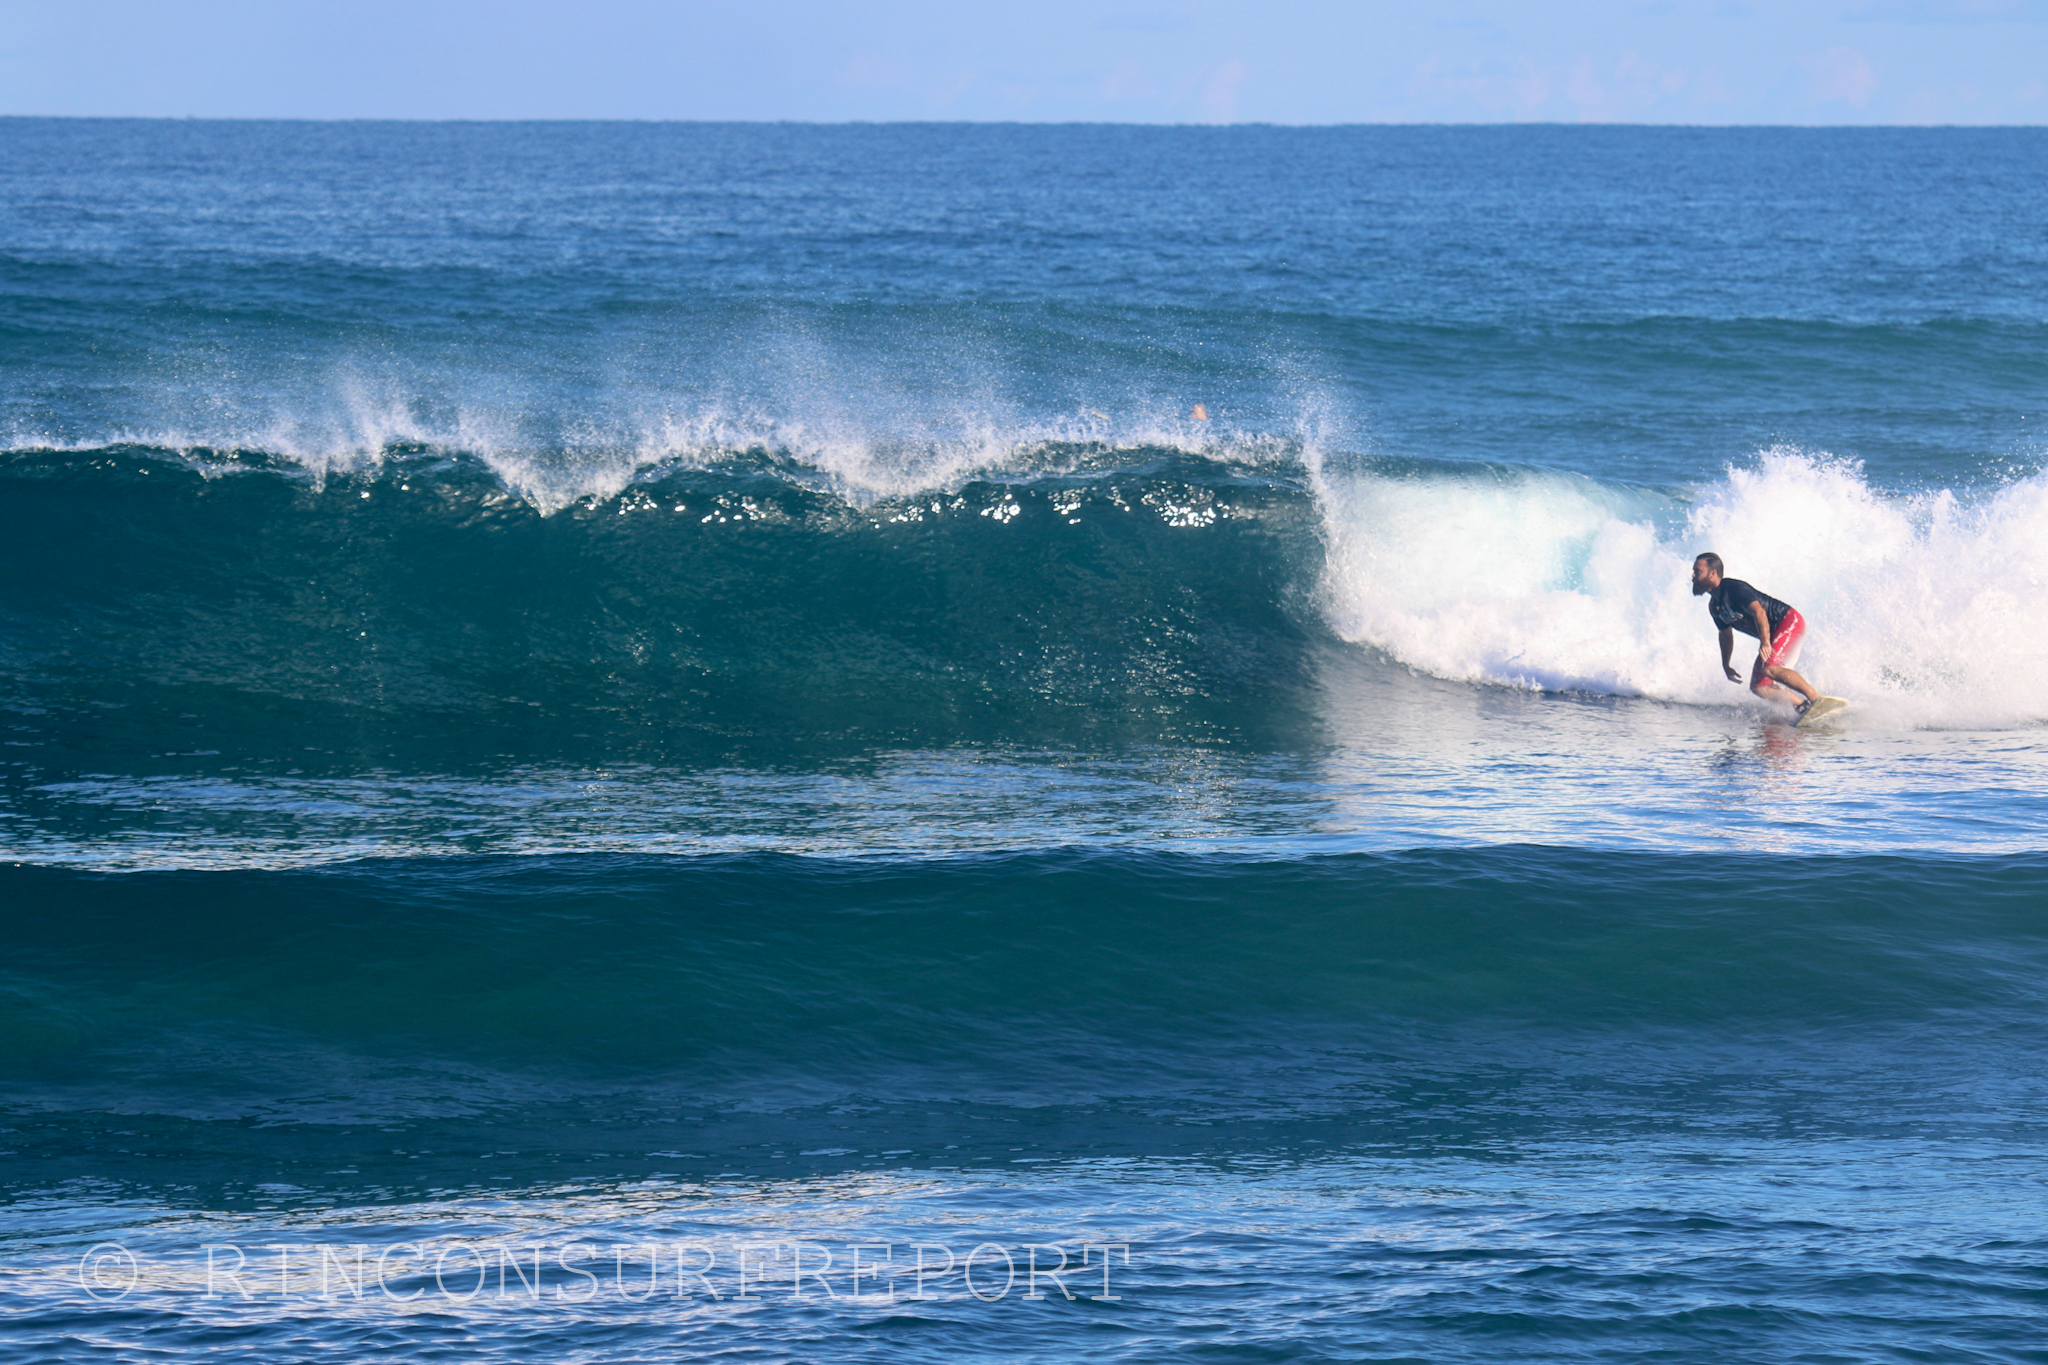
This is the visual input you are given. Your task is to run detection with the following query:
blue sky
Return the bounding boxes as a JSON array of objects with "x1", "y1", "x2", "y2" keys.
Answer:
[{"x1": 2, "y1": 0, "x2": 2043, "y2": 123}]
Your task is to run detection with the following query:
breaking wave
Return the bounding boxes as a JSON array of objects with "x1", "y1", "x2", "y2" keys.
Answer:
[
  {"x1": 1314, "y1": 446, "x2": 2048, "y2": 729},
  {"x1": 1, "y1": 436, "x2": 2041, "y2": 776}
]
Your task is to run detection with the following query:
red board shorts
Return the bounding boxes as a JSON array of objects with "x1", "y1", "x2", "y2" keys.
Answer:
[{"x1": 1749, "y1": 607, "x2": 1805, "y2": 694}]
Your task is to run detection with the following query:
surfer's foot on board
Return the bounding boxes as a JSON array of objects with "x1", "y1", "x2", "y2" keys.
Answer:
[{"x1": 1795, "y1": 696, "x2": 1852, "y2": 729}]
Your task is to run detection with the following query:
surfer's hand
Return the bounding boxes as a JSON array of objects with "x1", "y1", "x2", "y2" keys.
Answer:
[{"x1": 1724, "y1": 665, "x2": 1743, "y2": 682}]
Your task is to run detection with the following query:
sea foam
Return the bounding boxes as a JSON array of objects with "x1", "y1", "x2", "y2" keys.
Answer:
[{"x1": 1313, "y1": 447, "x2": 2048, "y2": 728}]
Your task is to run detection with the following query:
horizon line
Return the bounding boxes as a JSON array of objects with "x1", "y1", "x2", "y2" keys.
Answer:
[{"x1": 3, "y1": 114, "x2": 2043, "y2": 130}]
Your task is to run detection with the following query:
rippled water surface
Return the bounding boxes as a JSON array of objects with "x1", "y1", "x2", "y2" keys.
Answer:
[{"x1": 3, "y1": 121, "x2": 2046, "y2": 1363}]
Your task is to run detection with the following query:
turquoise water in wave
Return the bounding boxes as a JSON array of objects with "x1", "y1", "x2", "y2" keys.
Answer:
[{"x1": 3, "y1": 121, "x2": 2047, "y2": 1363}]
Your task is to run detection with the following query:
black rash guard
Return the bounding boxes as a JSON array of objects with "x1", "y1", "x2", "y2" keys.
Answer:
[{"x1": 1708, "y1": 578, "x2": 1793, "y2": 640}]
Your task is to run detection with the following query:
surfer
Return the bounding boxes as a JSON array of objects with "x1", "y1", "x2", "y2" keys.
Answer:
[{"x1": 1690, "y1": 553, "x2": 1824, "y2": 718}]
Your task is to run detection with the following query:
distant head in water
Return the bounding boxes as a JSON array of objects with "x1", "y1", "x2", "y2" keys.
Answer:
[{"x1": 1690, "y1": 552, "x2": 1724, "y2": 596}]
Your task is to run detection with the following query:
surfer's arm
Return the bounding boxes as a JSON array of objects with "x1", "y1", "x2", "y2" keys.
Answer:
[
  {"x1": 1749, "y1": 603, "x2": 1776, "y2": 658},
  {"x1": 1719, "y1": 627, "x2": 1741, "y2": 682}
]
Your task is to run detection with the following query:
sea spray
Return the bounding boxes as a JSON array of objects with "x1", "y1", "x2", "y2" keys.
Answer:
[{"x1": 1313, "y1": 447, "x2": 2048, "y2": 727}]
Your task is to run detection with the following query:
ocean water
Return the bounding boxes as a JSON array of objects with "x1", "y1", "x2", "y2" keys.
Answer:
[{"x1": 2, "y1": 120, "x2": 2046, "y2": 1362}]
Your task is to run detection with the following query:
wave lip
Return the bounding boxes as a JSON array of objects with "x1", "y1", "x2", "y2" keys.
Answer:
[{"x1": 1, "y1": 394, "x2": 1307, "y2": 515}]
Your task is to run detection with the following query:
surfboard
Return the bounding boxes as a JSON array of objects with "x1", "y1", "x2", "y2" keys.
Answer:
[{"x1": 1795, "y1": 696, "x2": 1851, "y2": 729}]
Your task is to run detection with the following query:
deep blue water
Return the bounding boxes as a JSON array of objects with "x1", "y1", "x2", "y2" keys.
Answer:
[{"x1": 2, "y1": 120, "x2": 2046, "y2": 1363}]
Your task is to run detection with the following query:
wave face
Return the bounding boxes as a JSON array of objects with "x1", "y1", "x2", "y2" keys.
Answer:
[{"x1": 0, "y1": 443, "x2": 1329, "y2": 763}]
